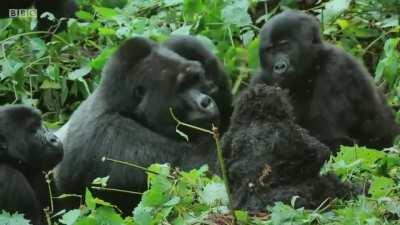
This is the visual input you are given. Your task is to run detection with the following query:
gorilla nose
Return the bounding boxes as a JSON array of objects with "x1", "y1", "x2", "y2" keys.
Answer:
[
  {"x1": 273, "y1": 60, "x2": 288, "y2": 74},
  {"x1": 199, "y1": 95, "x2": 212, "y2": 109},
  {"x1": 47, "y1": 133, "x2": 63, "y2": 149},
  {"x1": 197, "y1": 94, "x2": 217, "y2": 115}
]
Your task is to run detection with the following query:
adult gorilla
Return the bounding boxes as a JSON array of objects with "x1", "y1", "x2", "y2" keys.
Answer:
[
  {"x1": 164, "y1": 36, "x2": 232, "y2": 133},
  {"x1": 55, "y1": 37, "x2": 232, "y2": 214},
  {"x1": 0, "y1": 105, "x2": 63, "y2": 225},
  {"x1": 252, "y1": 10, "x2": 400, "y2": 152}
]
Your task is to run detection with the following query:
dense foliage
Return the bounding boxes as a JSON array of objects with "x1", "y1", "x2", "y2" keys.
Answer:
[{"x1": 0, "y1": 0, "x2": 399, "y2": 224}]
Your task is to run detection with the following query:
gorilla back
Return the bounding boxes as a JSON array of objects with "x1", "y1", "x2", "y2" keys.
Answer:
[{"x1": 55, "y1": 37, "x2": 229, "y2": 214}]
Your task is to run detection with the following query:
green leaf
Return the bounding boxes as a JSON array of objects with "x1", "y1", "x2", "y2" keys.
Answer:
[
  {"x1": 59, "y1": 209, "x2": 81, "y2": 225},
  {"x1": 29, "y1": 37, "x2": 47, "y2": 58},
  {"x1": 85, "y1": 188, "x2": 96, "y2": 210},
  {"x1": 68, "y1": 65, "x2": 91, "y2": 80},
  {"x1": 323, "y1": 0, "x2": 351, "y2": 24},
  {"x1": 221, "y1": 0, "x2": 251, "y2": 27},
  {"x1": 235, "y1": 210, "x2": 249, "y2": 222},
  {"x1": 91, "y1": 47, "x2": 116, "y2": 71},
  {"x1": 369, "y1": 176, "x2": 395, "y2": 198},
  {"x1": 94, "y1": 6, "x2": 119, "y2": 18},
  {"x1": 92, "y1": 176, "x2": 110, "y2": 187},
  {"x1": 40, "y1": 80, "x2": 61, "y2": 89},
  {"x1": 171, "y1": 25, "x2": 192, "y2": 35},
  {"x1": 133, "y1": 206, "x2": 153, "y2": 225},
  {"x1": 200, "y1": 182, "x2": 228, "y2": 206},
  {"x1": 91, "y1": 206, "x2": 124, "y2": 224},
  {"x1": 98, "y1": 27, "x2": 116, "y2": 36},
  {"x1": 0, "y1": 211, "x2": 31, "y2": 225},
  {"x1": 75, "y1": 10, "x2": 94, "y2": 21}
]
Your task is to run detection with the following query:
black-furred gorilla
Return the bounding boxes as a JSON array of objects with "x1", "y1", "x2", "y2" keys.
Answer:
[
  {"x1": 0, "y1": 0, "x2": 77, "y2": 31},
  {"x1": 222, "y1": 85, "x2": 360, "y2": 210},
  {"x1": 55, "y1": 37, "x2": 232, "y2": 215},
  {"x1": 0, "y1": 105, "x2": 63, "y2": 225},
  {"x1": 164, "y1": 36, "x2": 233, "y2": 133},
  {"x1": 252, "y1": 10, "x2": 400, "y2": 152}
]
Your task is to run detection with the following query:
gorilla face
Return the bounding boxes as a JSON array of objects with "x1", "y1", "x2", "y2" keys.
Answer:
[
  {"x1": 259, "y1": 10, "x2": 322, "y2": 88},
  {"x1": 134, "y1": 55, "x2": 220, "y2": 138},
  {"x1": 0, "y1": 106, "x2": 63, "y2": 171}
]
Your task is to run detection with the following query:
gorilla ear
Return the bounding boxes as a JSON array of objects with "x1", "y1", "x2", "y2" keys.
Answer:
[
  {"x1": 114, "y1": 37, "x2": 153, "y2": 62},
  {"x1": 0, "y1": 135, "x2": 7, "y2": 156},
  {"x1": 310, "y1": 17, "x2": 322, "y2": 44}
]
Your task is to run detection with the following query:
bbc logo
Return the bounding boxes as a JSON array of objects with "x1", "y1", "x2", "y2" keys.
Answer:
[{"x1": 9, "y1": 9, "x2": 37, "y2": 18}]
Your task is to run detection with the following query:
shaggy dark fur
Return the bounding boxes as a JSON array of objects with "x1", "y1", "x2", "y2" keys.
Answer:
[
  {"x1": 252, "y1": 10, "x2": 400, "y2": 152},
  {"x1": 0, "y1": 105, "x2": 63, "y2": 225},
  {"x1": 223, "y1": 85, "x2": 360, "y2": 211}
]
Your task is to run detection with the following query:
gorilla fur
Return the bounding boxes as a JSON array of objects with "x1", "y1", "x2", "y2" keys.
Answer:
[
  {"x1": 222, "y1": 85, "x2": 360, "y2": 211},
  {"x1": 0, "y1": 105, "x2": 63, "y2": 225},
  {"x1": 55, "y1": 37, "x2": 232, "y2": 214},
  {"x1": 252, "y1": 10, "x2": 400, "y2": 152}
]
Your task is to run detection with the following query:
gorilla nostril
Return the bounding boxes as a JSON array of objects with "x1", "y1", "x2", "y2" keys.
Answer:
[
  {"x1": 274, "y1": 62, "x2": 287, "y2": 71},
  {"x1": 200, "y1": 96, "x2": 212, "y2": 109}
]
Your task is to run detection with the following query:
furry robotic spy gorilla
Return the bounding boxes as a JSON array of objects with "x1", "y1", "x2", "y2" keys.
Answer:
[
  {"x1": 252, "y1": 10, "x2": 400, "y2": 152},
  {"x1": 222, "y1": 85, "x2": 360, "y2": 210},
  {"x1": 55, "y1": 37, "x2": 232, "y2": 215},
  {"x1": 0, "y1": 105, "x2": 63, "y2": 225}
]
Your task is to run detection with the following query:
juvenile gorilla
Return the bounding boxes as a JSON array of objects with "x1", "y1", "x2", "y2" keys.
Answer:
[
  {"x1": 55, "y1": 37, "x2": 232, "y2": 214},
  {"x1": 164, "y1": 36, "x2": 232, "y2": 132},
  {"x1": 252, "y1": 10, "x2": 400, "y2": 152},
  {"x1": 222, "y1": 85, "x2": 360, "y2": 210},
  {"x1": 0, "y1": 105, "x2": 63, "y2": 225},
  {"x1": 0, "y1": 0, "x2": 77, "y2": 31}
]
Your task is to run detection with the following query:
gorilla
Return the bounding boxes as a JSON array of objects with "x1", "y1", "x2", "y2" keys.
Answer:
[
  {"x1": 0, "y1": 105, "x2": 63, "y2": 225},
  {"x1": 55, "y1": 37, "x2": 232, "y2": 215},
  {"x1": 0, "y1": 0, "x2": 77, "y2": 31},
  {"x1": 222, "y1": 85, "x2": 360, "y2": 211},
  {"x1": 164, "y1": 36, "x2": 233, "y2": 133},
  {"x1": 252, "y1": 10, "x2": 400, "y2": 152}
]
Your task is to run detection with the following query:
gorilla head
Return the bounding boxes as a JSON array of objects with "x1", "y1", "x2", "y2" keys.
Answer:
[
  {"x1": 163, "y1": 35, "x2": 233, "y2": 133},
  {"x1": 0, "y1": 105, "x2": 63, "y2": 225},
  {"x1": 0, "y1": 105, "x2": 63, "y2": 171},
  {"x1": 99, "y1": 37, "x2": 220, "y2": 139},
  {"x1": 259, "y1": 10, "x2": 322, "y2": 88}
]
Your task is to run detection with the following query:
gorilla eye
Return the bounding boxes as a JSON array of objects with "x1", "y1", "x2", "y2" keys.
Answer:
[
  {"x1": 134, "y1": 86, "x2": 146, "y2": 98},
  {"x1": 277, "y1": 40, "x2": 290, "y2": 48},
  {"x1": 264, "y1": 44, "x2": 273, "y2": 51},
  {"x1": 178, "y1": 72, "x2": 199, "y2": 90}
]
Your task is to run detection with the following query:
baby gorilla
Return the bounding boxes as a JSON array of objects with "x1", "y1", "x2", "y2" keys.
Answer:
[
  {"x1": 252, "y1": 10, "x2": 400, "y2": 152},
  {"x1": 222, "y1": 85, "x2": 360, "y2": 210},
  {"x1": 0, "y1": 105, "x2": 63, "y2": 225}
]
